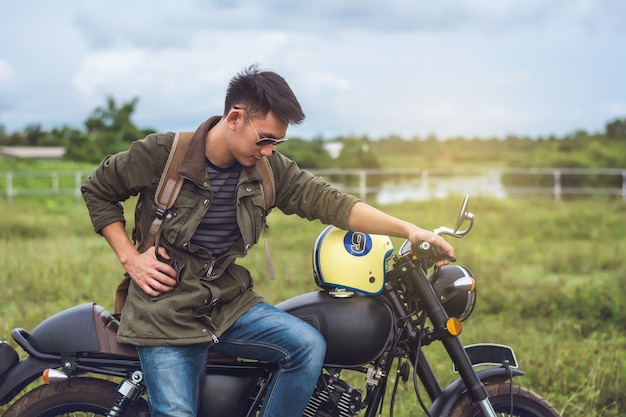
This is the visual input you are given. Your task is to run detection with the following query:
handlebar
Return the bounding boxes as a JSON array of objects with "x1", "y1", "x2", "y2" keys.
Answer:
[
  {"x1": 397, "y1": 196, "x2": 473, "y2": 266},
  {"x1": 412, "y1": 240, "x2": 457, "y2": 267}
]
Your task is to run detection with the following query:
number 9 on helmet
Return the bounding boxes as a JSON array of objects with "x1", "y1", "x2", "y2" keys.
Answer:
[{"x1": 312, "y1": 226, "x2": 394, "y2": 295}]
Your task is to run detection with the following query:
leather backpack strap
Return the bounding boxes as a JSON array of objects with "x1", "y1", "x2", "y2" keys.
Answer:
[
  {"x1": 119, "y1": 132, "x2": 193, "y2": 313},
  {"x1": 142, "y1": 131, "x2": 194, "y2": 251},
  {"x1": 155, "y1": 131, "x2": 194, "y2": 210}
]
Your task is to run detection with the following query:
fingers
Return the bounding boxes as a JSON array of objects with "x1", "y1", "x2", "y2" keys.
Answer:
[
  {"x1": 156, "y1": 245, "x2": 171, "y2": 260},
  {"x1": 412, "y1": 230, "x2": 455, "y2": 255},
  {"x1": 125, "y1": 247, "x2": 178, "y2": 296},
  {"x1": 409, "y1": 228, "x2": 455, "y2": 267},
  {"x1": 433, "y1": 234, "x2": 455, "y2": 266},
  {"x1": 427, "y1": 233, "x2": 454, "y2": 255},
  {"x1": 140, "y1": 273, "x2": 177, "y2": 296}
]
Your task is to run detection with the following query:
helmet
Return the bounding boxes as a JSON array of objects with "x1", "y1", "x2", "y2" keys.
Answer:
[
  {"x1": 313, "y1": 226, "x2": 394, "y2": 295},
  {"x1": 431, "y1": 265, "x2": 476, "y2": 321}
]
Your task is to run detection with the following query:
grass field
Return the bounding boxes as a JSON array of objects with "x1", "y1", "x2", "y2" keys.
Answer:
[{"x1": 1, "y1": 195, "x2": 624, "y2": 416}]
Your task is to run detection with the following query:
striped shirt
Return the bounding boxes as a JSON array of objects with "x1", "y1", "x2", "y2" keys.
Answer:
[{"x1": 190, "y1": 159, "x2": 242, "y2": 256}]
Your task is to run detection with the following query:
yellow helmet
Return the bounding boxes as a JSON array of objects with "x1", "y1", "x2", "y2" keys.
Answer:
[{"x1": 313, "y1": 226, "x2": 394, "y2": 295}]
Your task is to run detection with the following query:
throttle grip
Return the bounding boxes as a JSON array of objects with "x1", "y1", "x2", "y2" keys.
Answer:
[{"x1": 413, "y1": 241, "x2": 456, "y2": 264}]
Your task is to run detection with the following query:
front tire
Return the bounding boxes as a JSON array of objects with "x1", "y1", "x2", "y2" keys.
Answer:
[
  {"x1": 3, "y1": 377, "x2": 149, "y2": 417},
  {"x1": 449, "y1": 382, "x2": 561, "y2": 417}
]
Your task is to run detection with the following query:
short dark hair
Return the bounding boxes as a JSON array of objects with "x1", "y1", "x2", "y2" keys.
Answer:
[{"x1": 224, "y1": 64, "x2": 305, "y2": 125}]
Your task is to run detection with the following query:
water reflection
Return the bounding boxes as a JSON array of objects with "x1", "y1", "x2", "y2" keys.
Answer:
[{"x1": 375, "y1": 174, "x2": 507, "y2": 204}]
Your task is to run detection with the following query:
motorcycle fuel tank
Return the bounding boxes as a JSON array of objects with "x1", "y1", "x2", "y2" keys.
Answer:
[{"x1": 277, "y1": 291, "x2": 394, "y2": 367}]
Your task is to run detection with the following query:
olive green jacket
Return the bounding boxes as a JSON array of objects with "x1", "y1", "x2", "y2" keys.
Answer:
[{"x1": 81, "y1": 117, "x2": 359, "y2": 346}]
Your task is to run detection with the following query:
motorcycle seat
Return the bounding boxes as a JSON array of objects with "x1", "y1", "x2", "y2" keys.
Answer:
[{"x1": 93, "y1": 304, "x2": 140, "y2": 358}]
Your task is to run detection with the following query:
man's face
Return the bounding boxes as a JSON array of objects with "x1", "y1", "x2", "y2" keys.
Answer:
[{"x1": 229, "y1": 108, "x2": 288, "y2": 167}]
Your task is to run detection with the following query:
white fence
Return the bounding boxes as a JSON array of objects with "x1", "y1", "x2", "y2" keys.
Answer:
[
  {"x1": 310, "y1": 168, "x2": 626, "y2": 204},
  {"x1": 1, "y1": 171, "x2": 88, "y2": 204},
  {"x1": 1, "y1": 168, "x2": 625, "y2": 205}
]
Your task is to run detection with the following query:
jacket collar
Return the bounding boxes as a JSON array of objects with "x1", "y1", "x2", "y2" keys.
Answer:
[{"x1": 178, "y1": 116, "x2": 221, "y2": 184}]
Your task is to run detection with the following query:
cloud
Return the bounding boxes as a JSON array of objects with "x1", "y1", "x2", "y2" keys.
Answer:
[
  {"x1": 1, "y1": 0, "x2": 625, "y2": 138},
  {"x1": 72, "y1": 2, "x2": 196, "y2": 50},
  {"x1": 0, "y1": 60, "x2": 15, "y2": 83},
  {"x1": 66, "y1": 0, "x2": 625, "y2": 53},
  {"x1": 192, "y1": 0, "x2": 626, "y2": 35}
]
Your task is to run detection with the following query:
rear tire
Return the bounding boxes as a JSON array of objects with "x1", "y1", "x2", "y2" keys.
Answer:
[
  {"x1": 3, "y1": 377, "x2": 149, "y2": 417},
  {"x1": 449, "y1": 382, "x2": 561, "y2": 417}
]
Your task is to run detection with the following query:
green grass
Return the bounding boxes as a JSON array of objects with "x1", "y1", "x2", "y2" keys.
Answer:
[{"x1": 1, "y1": 196, "x2": 624, "y2": 416}]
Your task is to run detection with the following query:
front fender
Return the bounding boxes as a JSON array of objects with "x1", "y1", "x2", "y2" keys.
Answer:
[
  {"x1": 0, "y1": 356, "x2": 57, "y2": 406},
  {"x1": 428, "y1": 367, "x2": 525, "y2": 417}
]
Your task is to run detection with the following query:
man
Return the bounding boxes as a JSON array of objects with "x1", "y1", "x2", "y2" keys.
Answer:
[{"x1": 82, "y1": 64, "x2": 454, "y2": 417}]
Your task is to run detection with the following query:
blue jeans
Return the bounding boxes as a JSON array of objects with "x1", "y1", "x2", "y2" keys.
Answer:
[{"x1": 137, "y1": 302, "x2": 326, "y2": 417}]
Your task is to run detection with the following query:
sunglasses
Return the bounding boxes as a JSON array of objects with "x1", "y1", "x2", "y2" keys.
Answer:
[{"x1": 233, "y1": 106, "x2": 288, "y2": 146}]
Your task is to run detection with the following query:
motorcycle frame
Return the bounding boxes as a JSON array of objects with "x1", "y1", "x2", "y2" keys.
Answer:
[{"x1": 382, "y1": 253, "x2": 517, "y2": 417}]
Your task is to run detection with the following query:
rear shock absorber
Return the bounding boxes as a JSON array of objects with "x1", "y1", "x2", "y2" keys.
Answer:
[{"x1": 107, "y1": 371, "x2": 145, "y2": 417}]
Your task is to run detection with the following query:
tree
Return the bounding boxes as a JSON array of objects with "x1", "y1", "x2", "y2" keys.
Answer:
[
  {"x1": 24, "y1": 123, "x2": 44, "y2": 146},
  {"x1": 278, "y1": 138, "x2": 333, "y2": 169},
  {"x1": 0, "y1": 124, "x2": 8, "y2": 143},
  {"x1": 605, "y1": 117, "x2": 626, "y2": 139},
  {"x1": 335, "y1": 137, "x2": 380, "y2": 170},
  {"x1": 54, "y1": 126, "x2": 91, "y2": 161},
  {"x1": 64, "y1": 96, "x2": 154, "y2": 162},
  {"x1": 85, "y1": 96, "x2": 138, "y2": 136}
]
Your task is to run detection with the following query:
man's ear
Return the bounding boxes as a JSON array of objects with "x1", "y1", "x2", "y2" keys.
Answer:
[{"x1": 226, "y1": 108, "x2": 243, "y2": 130}]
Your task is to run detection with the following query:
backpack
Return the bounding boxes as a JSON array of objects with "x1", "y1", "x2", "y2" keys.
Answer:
[{"x1": 114, "y1": 131, "x2": 276, "y2": 314}]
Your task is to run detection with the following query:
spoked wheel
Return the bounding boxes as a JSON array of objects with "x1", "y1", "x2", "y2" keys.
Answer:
[
  {"x1": 3, "y1": 378, "x2": 149, "y2": 417},
  {"x1": 449, "y1": 382, "x2": 561, "y2": 417}
]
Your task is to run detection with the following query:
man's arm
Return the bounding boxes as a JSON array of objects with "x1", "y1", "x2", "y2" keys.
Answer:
[
  {"x1": 102, "y1": 222, "x2": 178, "y2": 297},
  {"x1": 346, "y1": 201, "x2": 454, "y2": 264}
]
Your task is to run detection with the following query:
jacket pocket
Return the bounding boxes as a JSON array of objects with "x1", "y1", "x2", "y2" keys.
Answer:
[
  {"x1": 198, "y1": 264, "x2": 252, "y2": 304},
  {"x1": 160, "y1": 185, "x2": 209, "y2": 246},
  {"x1": 238, "y1": 193, "x2": 266, "y2": 246},
  {"x1": 149, "y1": 258, "x2": 184, "y2": 301}
]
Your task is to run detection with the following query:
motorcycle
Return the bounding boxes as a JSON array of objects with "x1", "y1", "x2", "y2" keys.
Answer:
[{"x1": 0, "y1": 196, "x2": 561, "y2": 417}]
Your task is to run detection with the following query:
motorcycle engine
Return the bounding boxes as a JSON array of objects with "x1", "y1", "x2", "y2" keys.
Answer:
[{"x1": 303, "y1": 373, "x2": 362, "y2": 417}]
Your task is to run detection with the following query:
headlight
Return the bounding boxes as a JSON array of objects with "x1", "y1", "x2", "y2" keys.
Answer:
[{"x1": 431, "y1": 265, "x2": 476, "y2": 322}]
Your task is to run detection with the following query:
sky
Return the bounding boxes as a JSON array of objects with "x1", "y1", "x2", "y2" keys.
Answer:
[{"x1": 1, "y1": 0, "x2": 625, "y2": 140}]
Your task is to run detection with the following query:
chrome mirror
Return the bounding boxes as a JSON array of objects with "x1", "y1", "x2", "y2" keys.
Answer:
[{"x1": 434, "y1": 195, "x2": 474, "y2": 238}]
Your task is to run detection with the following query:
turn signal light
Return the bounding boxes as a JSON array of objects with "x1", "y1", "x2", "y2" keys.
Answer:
[
  {"x1": 42, "y1": 368, "x2": 68, "y2": 384},
  {"x1": 450, "y1": 276, "x2": 475, "y2": 292},
  {"x1": 446, "y1": 317, "x2": 463, "y2": 336}
]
